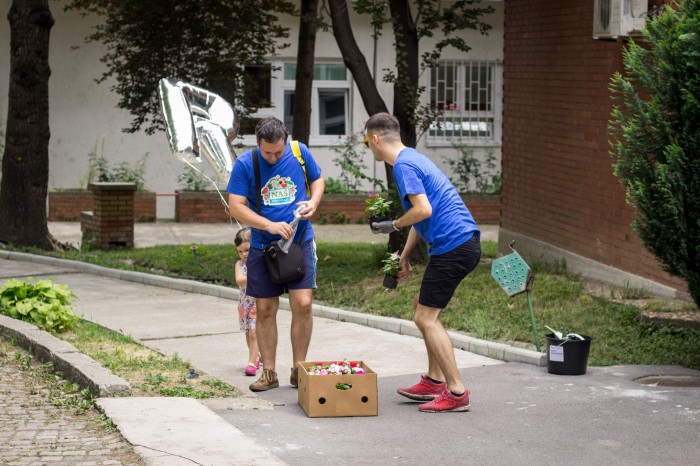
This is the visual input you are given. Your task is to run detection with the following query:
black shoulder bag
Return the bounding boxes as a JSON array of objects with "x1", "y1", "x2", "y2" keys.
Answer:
[{"x1": 253, "y1": 151, "x2": 307, "y2": 284}]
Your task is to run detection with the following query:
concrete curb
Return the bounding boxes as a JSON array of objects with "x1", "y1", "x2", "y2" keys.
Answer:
[
  {"x1": 0, "y1": 314, "x2": 131, "y2": 397},
  {"x1": 1, "y1": 250, "x2": 546, "y2": 396}
]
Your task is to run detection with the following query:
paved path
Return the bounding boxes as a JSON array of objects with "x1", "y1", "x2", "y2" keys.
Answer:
[
  {"x1": 0, "y1": 342, "x2": 143, "y2": 465},
  {"x1": 1, "y1": 224, "x2": 699, "y2": 465}
]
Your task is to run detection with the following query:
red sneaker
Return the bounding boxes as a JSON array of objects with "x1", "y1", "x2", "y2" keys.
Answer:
[
  {"x1": 397, "y1": 375, "x2": 447, "y2": 401},
  {"x1": 419, "y1": 389, "x2": 470, "y2": 413}
]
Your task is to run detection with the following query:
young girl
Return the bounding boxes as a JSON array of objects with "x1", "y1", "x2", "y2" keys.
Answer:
[{"x1": 234, "y1": 228, "x2": 260, "y2": 376}]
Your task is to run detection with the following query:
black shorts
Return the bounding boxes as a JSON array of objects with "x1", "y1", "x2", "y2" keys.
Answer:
[{"x1": 418, "y1": 234, "x2": 481, "y2": 309}]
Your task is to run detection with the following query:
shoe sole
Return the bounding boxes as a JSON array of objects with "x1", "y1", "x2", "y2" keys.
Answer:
[
  {"x1": 397, "y1": 390, "x2": 441, "y2": 401},
  {"x1": 419, "y1": 403, "x2": 471, "y2": 413},
  {"x1": 249, "y1": 382, "x2": 279, "y2": 392}
]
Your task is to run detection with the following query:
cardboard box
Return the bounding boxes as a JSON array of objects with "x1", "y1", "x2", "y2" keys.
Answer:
[{"x1": 297, "y1": 361, "x2": 378, "y2": 417}]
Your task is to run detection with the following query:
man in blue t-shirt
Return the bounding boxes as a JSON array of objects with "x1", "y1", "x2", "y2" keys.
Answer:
[
  {"x1": 365, "y1": 112, "x2": 481, "y2": 413},
  {"x1": 228, "y1": 117, "x2": 324, "y2": 392}
]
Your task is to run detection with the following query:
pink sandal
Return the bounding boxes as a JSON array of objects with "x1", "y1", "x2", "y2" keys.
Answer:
[{"x1": 244, "y1": 365, "x2": 256, "y2": 376}]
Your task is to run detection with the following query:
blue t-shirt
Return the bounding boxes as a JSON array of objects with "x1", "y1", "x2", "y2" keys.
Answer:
[
  {"x1": 227, "y1": 141, "x2": 322, "y2": 249},
  {"x1": 393, "y1": 147, "x2": 479, "y2": 256}
]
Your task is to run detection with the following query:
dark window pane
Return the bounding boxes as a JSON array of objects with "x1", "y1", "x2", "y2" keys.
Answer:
[
  {"x1": 318, "y1": 90, "x2": 346, "y2": 135},
  {"x1": 244, "y1": 65, "x2": 271, "y2": 108},
  {"x1": 284, "y1": 91, "x2": 295, "y2": 134}
]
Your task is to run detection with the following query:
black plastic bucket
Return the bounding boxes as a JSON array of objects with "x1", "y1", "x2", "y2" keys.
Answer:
[{"x1": 545, "y1": 334, "x2": 592, "y2": 375}]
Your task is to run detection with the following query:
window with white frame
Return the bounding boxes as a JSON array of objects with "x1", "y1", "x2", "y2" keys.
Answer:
[
  {"x1": 428, "y1": 60, "x2": 502, "y2": 145},
  {"x1": 241, "y1": 61, "x2": 351, "y2": 144}
]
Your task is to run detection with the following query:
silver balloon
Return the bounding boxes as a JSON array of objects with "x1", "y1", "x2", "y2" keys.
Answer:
[
  {"x1": 158, "y1": 78, "x2": 200, "y2": 165},
  {"x1": 158, "y1": 78, "x2": 239, "y2": 179}
]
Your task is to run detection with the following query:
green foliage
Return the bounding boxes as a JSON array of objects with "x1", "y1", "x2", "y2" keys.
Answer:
[
  {"x1": 365, "y1": 193, "x2": 392, "y2": 217},
  {"x1": 444, "y1": 144, "x2": 501, "y2": 194},
  {"x1": 324, "y1": 177, "x2": 351, "y2": 194},
  {"x1": 352, "y1": 0, "x2": 494, "y2": 142},
  {"x1": 380, "y1": 251, "x2": 401, "y2": 276},
  {"x1": 64, "y1": 0, "x2": 296, "y2": 134},
  {"x1": 330, "y1": 133, "x2": 385, "y2": 192},
  {"x1": 0, "y1": 278, "x2": 79, "y2": 333},
  {"x1": 609, "y1": 1, "x2": 700, "y2": 307},
  {"x1": 84, "y1": 137, "x2": 149, "y2": 190},
  {"x1": 178, "y1": 166, "x2": 209, "y2": 192}
]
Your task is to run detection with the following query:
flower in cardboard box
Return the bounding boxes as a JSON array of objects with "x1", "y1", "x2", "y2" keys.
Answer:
[{"x1": 308, "y1": 359, "x2": 365, "y2": 375}]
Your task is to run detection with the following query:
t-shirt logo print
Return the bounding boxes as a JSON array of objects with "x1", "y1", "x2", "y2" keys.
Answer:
[{"x1": 261, "y1": 175, "x2": 297, "y2": 205}]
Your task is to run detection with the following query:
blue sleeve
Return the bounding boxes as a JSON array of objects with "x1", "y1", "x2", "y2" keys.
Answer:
[
  {"x1": 227, "y1": 151, "x2": 253, "y2": 199},
  {"x1": 299, "y1": 142, "x2": 322, "y2": 183}
]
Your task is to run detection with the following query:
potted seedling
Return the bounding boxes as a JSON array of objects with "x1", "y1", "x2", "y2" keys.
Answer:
[
  {"x1": 365, "y1": 193, "x2": 392, "y2": 232},
  {"x1": 544, "y1": 325, "x2": 592, "y2": 376},
  {"x1": 380, "y1": 251, "x2": 401, "y2": 289}
]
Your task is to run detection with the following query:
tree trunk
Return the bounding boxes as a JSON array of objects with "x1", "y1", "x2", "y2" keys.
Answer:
[
  {"x1": 389, "y1": 0, "x2": 419, "y2": 148},
  {"x1": 0, "y1": 0, "x2": 58, "y2": 250},
  {"x1": 292, "y1": 0, "x2": 320, "y2": 144},
  {"x1": 388, "y1": 0, "x2": 426, "y2": 260},
  {"x1": 328, "y1": 0, "x2": 419, "y2": 257}
]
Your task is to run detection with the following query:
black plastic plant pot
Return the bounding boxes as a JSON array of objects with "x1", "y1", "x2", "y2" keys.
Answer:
[
  {"x1": 383, "y1": 274, "x2": 398, "y2": 289},
  {"x1": 545, "y1": 333, "x2": 592, "y2": 376}
]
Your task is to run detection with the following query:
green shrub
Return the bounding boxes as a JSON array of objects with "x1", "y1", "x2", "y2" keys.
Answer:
[
  {"x1": 609, "y1": 1, "x2": 700, "y2": 307},
  {"x1": 83, "y1": 137, "x2": 149, "y2": 190},
  {"x1": 0, "y1": 278, "x2": 79, "y2": 332},
  {"x1": 178, "y1": 166, "x2": 209, "y2": 191},
  {"x1": 444, "y1": 144, "x2": 501, "y2": 194}
]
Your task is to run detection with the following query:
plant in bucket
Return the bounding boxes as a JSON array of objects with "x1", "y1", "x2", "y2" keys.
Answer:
[
  {"x1": 365, "y1": 193, "x2": 392, "y2": 231},
  {"x1": 380, "y1": 251, "x2": 401, "y2": 289},
  {"x1": 544, "y1": 325, "x2": 592, "y2": 376}
]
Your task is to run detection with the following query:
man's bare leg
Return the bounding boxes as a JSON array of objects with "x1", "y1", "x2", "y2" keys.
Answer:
[
  {"x1": 288, "y1": 288, "x2": 313, "y2": 366},
  {"x1": 255, "y1": 297, "x2": 279, "y2": 371},
  {"x1": 413, "y1": 303, "x2": 465, "y2": 394}
]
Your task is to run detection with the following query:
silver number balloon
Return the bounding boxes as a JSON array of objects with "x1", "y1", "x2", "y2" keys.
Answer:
[{"x1": 158, "y1": 78, "x2": 239, "y2": 179}]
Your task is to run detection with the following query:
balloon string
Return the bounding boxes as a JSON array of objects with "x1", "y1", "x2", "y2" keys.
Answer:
[{"x1": 183, "y1": 161, "x2": 243, "y2": 231}]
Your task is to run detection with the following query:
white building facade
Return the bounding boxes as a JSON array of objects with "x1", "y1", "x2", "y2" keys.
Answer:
[{"x1": 0, "y1": 0, "x2": 503, "y2": 218}]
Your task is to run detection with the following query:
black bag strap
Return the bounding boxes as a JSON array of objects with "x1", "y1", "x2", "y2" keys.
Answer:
[{"x1": 253, "y1": 149, "x2": 309, "y2": 246}]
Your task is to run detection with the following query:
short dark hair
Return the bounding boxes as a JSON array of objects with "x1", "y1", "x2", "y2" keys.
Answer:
[
  {"x1": 365, "y1": 112, "x2": 401, "y2": 138},
  {"x1": 255, "y1": 117, "x2": 289, "y2": 145},
  {"x1": 234, "y1": 227, "x2": 251, "y2": 246}
]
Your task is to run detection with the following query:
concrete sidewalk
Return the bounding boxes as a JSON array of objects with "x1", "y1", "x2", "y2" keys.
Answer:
[{"x1": 2, "y1": 223, "x2": 699, "y2": 465}]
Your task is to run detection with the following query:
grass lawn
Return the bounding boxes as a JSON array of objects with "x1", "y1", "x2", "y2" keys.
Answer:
[{"x1": 11, "y1": 240, "x2": 700, "y2": 371}]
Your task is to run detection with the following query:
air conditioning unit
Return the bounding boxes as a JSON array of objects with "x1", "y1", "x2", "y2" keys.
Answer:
[{"x1": 593, "y1": 0, "x2": 648, "y2": 40}]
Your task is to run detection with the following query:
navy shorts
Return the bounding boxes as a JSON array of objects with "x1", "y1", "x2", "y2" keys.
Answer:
[
  {"x1": 418, "y1": 234, "x2": 481, "y2": 309},
  {"x1": 246, "y1": 239, "x2": 317, "y2": 298}
]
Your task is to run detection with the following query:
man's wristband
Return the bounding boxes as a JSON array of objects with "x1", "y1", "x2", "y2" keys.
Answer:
[{"x1": 391, "y1": 220, "x2": 400, "y2": 231}]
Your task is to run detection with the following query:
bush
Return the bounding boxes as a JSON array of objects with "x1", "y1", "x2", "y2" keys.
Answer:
[
  {"x1": 609, "y1": 2, "x2": 700, "y2": 307},
  {"x1": 0, "y1": 278, "x2": 79, "y2": 332},
  {"x1": 83, "y1": 137, "x2": 149, "y2": 190},
  {"x1": 178, "y1": 166, "x2": 209, "y2": 191},
  {"x1": 443, "y1": 144, "x2": 501, "y2": 194}
]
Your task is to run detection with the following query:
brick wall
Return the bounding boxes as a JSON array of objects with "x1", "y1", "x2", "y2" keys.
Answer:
[
  {"x1": 175, "y1": 192, "x2": 500, "y2": 225},
  {"x1": 48, "y1": 190, "x2": 155, "y2": 222},
  {"x1": 175, "y1": 191, "x2": 232, "y2": 223},
  {"x1": 502, "y1": 0, "x2": 684, "y2": 291},
  {"x1": 81, "y1": 182, "x2": 135, "y2": 249}
]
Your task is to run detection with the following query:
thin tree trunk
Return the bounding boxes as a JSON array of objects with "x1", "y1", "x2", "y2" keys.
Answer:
[
  {"x1": 389, "y1": 0, "x2": 419, "y2": 148},
  {"x1": 327, "y1": 0, "x2": 418, "y2": 256},
  {"x1": 0, "y1": 0, "x2": 58, "y2": 250},
  {"x1": 292, "y1": 0, "x2": 320, "y2": 144}
]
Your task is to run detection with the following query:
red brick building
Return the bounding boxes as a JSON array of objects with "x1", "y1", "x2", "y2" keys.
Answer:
[{"x1": 500, "y1": 0, "x2": 687, "y2": 298}]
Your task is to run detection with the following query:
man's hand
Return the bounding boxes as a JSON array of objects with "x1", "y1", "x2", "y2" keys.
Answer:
[
  {"x1": 296, "y1": 201, "x2": 317, "y2": 220},
  {"x1": 398, "y1": 257, "x2": 413, "y2": 280},
  {"x1": 265, "y1": 221, "x2": 294, "y2": 240},
  {"x1": 371, "y1": 220, "x2": 399, "y2": 234}
]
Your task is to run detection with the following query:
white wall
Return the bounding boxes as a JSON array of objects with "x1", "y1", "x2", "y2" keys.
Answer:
[{"x1": 0, "y1": 1, "x2": 503, "y2": 218}]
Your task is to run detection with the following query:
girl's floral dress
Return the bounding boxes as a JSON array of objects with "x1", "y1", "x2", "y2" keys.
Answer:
[{"x1": 237, "y1": 261, "x2": 256, "y2": 331}]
